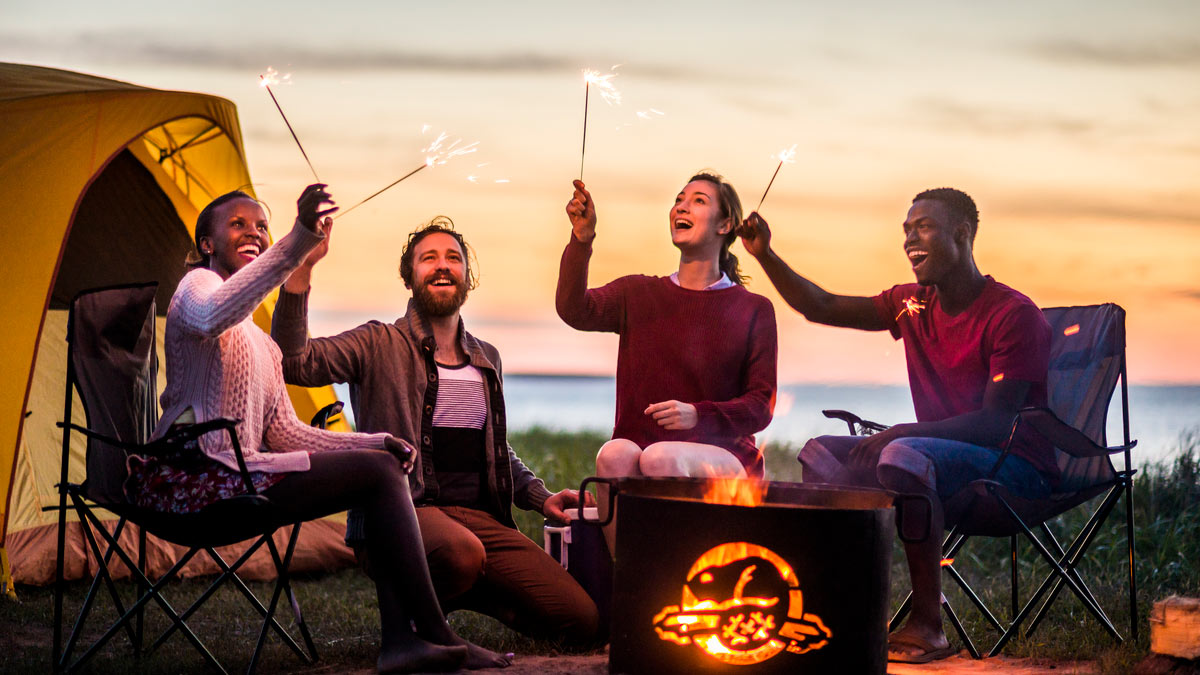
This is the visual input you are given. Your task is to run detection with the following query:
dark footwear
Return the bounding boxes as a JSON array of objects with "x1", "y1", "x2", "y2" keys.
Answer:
[{"x1": 887, "y1": 634, "x2": 956, "y2": 664}]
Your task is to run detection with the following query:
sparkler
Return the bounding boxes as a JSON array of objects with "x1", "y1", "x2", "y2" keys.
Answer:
[
  {"x1": 754, "y1": 144, "x2": 798, "y2": 212},
  {"x1": 336, "y1": 130, "x2": 479, "y2": 219},
  {"x1": 579, "y1": 67, "x2": 621, "y2": 180},
  {"x1": 259, "y1": 67, "x2": 320, "y2": 183}
]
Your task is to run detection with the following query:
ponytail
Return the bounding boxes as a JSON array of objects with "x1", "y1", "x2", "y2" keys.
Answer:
[{"x1": 719, "y1": 245, "x2": 747, "y2": 286}]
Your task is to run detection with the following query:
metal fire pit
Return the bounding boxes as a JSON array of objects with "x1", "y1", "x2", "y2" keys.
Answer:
[{"x1": 579, "y1": 477, "x2": 928, "y2": 675}]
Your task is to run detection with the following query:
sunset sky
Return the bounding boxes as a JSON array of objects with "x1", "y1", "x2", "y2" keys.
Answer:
[{"x1": 5, "y1": 0, "x2": 1198, "y2": 384}]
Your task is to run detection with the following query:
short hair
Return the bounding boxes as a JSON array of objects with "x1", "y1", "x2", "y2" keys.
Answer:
[
  {"x1": 186, "y1": 190, "x2": 259, "y2": 269},
  {"x1": 913, "y1": 187, "x2": 979, "y2": 242},
  {"x1": 398, "y1": 216, "x2": 478, "y2": 290}
]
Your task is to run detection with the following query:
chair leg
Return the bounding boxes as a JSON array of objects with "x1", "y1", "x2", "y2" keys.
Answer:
[
  {"x1": 68, "y1": 506, "x2": 226, "y2": 674},
  {"x1": 1124, "y1": 476, "x2": 1138, "y2": 641},
  {"x1": 1010, "y1": 535, "x2": 1018, "y2": 620},
  {"x1": 987, "y1": 496, "x2": 1120, "y2": 656},
  {"x1": 60, "y1": 508, "x2": 140, "y2": 670},
  {"x1": 150, "y1": 537, "x2": 305, "y2": 659},
  {"x1": 249, "y1": 524, "x2": 313, "y2": 674},
  {"x1": 1026, "y1": 520, "x2": 1113, "y2": 638},
  {"x1": 136, "y1": 526, "x2": 147, "y2": 656},
  {"x1": 942, "y1": 595, "x2": 980, "y2": 659},
  {"x1": 1025, "y1": 491, "x2": 1123, "y2": 639},
  {"x1": 944, "y1": 564, "x2": 1005, "y2": 633}
]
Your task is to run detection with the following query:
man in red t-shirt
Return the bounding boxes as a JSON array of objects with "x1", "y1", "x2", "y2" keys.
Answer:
[{"x1": 740, "y1": 187, "x2": 1054, "y2": 664}]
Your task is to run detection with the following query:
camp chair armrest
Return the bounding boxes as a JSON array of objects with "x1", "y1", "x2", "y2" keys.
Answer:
[
  {"x1": 822, "y1": 409, "x2": 890, "y2": 436},
  {"x1": 1010, "y1": 407, "x2": 1133, "y2": 458},
  {"x1": 55, "y1": 422, "x2": 140, "y2": 451},
  {"x1": 159, "y1": 418, "x2": 243, "y2": 445}
]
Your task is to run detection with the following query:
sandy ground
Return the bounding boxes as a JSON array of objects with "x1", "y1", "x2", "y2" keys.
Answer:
[{"x1": 340, "y1": 649, "x2": 1097, "y2": 674}]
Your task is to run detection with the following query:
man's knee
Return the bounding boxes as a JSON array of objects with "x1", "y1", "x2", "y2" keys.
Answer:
[
  {"x1": 596, "y1": 439, "x2": 641, "y2": 476},
  {"x1": 425, "y1": 531, "x2": 486, "y2": 600}
]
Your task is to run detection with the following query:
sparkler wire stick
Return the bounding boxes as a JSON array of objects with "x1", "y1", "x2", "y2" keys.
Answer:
[
  {"x1": 335, "y1": 163, "x2": 429, "y2": 219},
  {"x1": 755, "y1": 161, "x2": 784, "y2": 212},
  {"x1": 754, "y1": 144, "x2": 797, "y2": 212},
  {"x1": 580, "y1": 80, "x2": 589, "y2": 181},
  {"x1": 261, "y1": 76, "x2": 321, "y2": 183}
]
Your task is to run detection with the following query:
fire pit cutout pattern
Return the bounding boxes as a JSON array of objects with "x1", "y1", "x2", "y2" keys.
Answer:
[{"x1": 652, "y1": 541, "x2": 832, "y2": 665}]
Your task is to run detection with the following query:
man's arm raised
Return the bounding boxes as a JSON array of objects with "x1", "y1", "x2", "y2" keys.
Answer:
[{"x1": 739, "y1": 212, "x2": 886, "y2": 331}]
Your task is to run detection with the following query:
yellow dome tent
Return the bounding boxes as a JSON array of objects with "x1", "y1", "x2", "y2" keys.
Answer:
[{"x1": 0, "y1": 63, "x2": 351, "y2": 594}]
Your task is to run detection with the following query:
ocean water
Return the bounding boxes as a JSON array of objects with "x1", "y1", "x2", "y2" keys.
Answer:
[{"x1": 498, "y1": 377, "x2": 1199, "y2": 468}]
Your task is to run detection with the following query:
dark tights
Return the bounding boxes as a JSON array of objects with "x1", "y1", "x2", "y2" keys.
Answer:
[{"x1": 263, "y1": 450, "x2": 507, "y2": 671}]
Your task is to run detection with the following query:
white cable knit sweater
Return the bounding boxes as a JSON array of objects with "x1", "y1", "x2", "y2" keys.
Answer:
[{"x1": 153, "y1": 220, "x2": 389, "y2": 473}]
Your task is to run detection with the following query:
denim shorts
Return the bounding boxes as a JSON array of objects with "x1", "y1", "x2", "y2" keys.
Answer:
[{"x1": 800, "y1": 435, "x2": 1051, "y2": 500}]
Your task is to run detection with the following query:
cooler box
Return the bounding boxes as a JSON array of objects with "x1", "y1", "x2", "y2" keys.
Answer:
[{"x1": 544, "y1": 507, "x2": 613, "y2": 638}]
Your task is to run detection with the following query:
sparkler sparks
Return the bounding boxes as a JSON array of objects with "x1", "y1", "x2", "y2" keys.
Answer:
[
  {"x1": 336, "y1": 128, "x2": 479, "y2": 219},
  {"x1": 259, "y1": 67, "x2": 320, "y2": 182},
  {"x1": 754, "y1": 144, "x2": 797, "y2": 212},
  {"x1": 580, "y1": 66, "x2": 622, "y2": 180}
]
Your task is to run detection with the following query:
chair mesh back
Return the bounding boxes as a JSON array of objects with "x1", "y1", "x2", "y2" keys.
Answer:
[
  {"x1": 1042, "y1": 304, "x2": 1125, "y2": 493},
  {"x1": 67, "y1": 283, "x2": 159, "y2": 504}
]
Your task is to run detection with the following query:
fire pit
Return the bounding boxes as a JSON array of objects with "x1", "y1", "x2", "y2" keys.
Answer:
[{"x1": 579, "y1": 477, "x2": 928, "y2": 674}]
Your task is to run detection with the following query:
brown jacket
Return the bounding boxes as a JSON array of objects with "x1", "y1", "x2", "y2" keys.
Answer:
[{"x1": 271, "y1": 289, "x2": 551, "y2": 529}]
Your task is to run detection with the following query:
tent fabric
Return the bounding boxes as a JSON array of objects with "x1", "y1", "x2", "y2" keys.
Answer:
[{"x1": 0, "y1": 62, "x2": 346, "y2": 588}]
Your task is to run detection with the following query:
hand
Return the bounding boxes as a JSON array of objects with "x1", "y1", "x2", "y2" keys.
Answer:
[
  {"x1": 384, "y1": 436, "x2": 416, "y2": 474},
  {"x1": 565, "y1": 180, "x2": 597, "y2": 243},
  {"x1": 542, "y1": 488, "x2": 595, "y2": 524},
  {"x1": 847, "y1": 425, "x2": 906, "y2": 471},
  {"x1": 738, "y1": 211, "x2": 772, "y2": 260},
  {"x1": 296, "y1": 183, "x2": 338, "y2": 233},
  {"x1": 301, "y1": 216, "x2": 333, "y2": 267},
  {"x1": 645, "y1": 400, "x2": 699, "y2": 431}
]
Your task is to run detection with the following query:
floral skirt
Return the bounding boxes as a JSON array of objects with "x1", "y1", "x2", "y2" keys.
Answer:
[{"x1": 124, "y1": 437, "x2": 290, "y2": 514}]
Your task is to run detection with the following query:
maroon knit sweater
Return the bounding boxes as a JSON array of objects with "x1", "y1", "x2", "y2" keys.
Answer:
[{"x1": 556, "y1": 236, "x2": 777, "y2": 476}]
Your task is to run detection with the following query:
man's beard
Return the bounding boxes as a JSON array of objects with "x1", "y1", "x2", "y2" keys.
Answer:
[{"x1": 413, "y1": 276, "x2": 468, "y2": 317}]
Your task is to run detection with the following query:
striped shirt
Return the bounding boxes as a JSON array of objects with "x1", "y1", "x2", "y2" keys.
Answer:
[{"x1": 432, "y1": 362, "x2": 488, "y2": 506}]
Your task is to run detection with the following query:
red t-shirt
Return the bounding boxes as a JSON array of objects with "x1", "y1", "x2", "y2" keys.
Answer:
[{"x1": 872, "y1": 277, "x2": 1058, "y2": 481}]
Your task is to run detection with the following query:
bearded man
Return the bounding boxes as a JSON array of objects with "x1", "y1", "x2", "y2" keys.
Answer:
[{"x1": 271, "y1": 217, "x2": 599, "y2": 646}]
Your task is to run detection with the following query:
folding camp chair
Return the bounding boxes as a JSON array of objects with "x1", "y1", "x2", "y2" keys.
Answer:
[
  {"x1": 50, "y1": 283, "x2": 333, "y2": 674},
  {"x1": 820, "y1": 303, "x2": 1137, "y2": 658}
]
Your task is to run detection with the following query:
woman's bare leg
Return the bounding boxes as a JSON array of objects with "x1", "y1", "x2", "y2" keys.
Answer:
[
  {"x1": 594, "y1": 439, "x2": 643, "y2": 558},
  {"x1": 263, "y1": 450, "x2": 509, "y2": 671},
  {"x1": 638, "y1": 441, "x2": 748, "y2": 479}
]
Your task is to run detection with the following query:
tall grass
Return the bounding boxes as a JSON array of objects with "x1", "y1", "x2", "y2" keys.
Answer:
[{"x1": 3, "y1": 427, "x2": 1197, "y2": 673}]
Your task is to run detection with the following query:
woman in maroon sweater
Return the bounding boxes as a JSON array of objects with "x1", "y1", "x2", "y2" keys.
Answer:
[{"x1": 558, "y1": 172, "x2": 778, "y2": 547}]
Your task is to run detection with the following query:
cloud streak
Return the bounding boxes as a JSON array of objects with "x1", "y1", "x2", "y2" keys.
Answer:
[
  {"x1": 910, "y1": 97, "x2": 1097, "y2": 137},
  {"x1": 0, "y1": 30, "x2": 709, "y2": 82},
  {"x1": 1023, "y1": 37, "x2": 1200, "y2": 68}
]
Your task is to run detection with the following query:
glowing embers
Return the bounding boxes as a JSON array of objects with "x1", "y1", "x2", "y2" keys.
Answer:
[{"x1": 652, "y1": 542, "x2": 832, "y2": 665}]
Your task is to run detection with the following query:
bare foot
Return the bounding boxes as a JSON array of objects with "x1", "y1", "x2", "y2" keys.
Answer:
[
  {"x1": 459, "y1": 641, "x2": 514, "y2": 670},
  {"x1": 377, "y1": 640, "x2": 467, "y2": 674},
  {"x1": 887, "y1": 622, "x2": 952, "y2": 663}
]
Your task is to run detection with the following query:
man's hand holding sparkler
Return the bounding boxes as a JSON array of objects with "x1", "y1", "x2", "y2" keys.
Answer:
[
  {"x1": 566, "y1": 180, "x2": 597, "y2": 244},
  {"x1": 738, "y1": 211, "x2": 772, "y2": 261}
]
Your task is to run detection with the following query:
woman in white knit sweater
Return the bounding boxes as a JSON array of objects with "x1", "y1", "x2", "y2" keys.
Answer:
[{"x1": 127, "y1": 184, "x2": 509, "y2": 673}]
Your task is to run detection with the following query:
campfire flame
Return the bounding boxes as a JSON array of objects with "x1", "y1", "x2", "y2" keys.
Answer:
[{"x1": 701, "y1": 477, "x2": 768, "y2": 507}]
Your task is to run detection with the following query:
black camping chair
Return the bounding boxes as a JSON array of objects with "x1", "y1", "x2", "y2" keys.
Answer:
[
  {"x1": 50, "y1": 283, "x2": 338, "y2": 674},
  {"x1": 818, "y1": 304, "x2": 1137, "y2": 658}
]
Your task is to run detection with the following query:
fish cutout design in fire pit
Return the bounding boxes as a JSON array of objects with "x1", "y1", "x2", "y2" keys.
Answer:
[{"x1": 652, "y1": 541, "x2": 832, "y2": 665}]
